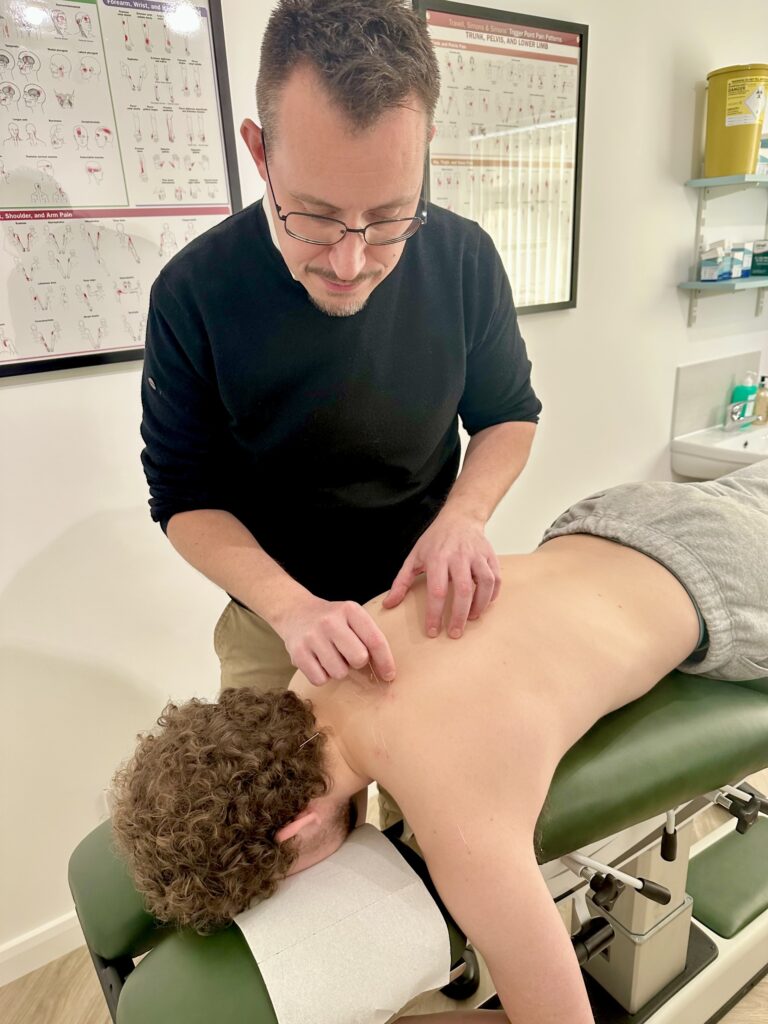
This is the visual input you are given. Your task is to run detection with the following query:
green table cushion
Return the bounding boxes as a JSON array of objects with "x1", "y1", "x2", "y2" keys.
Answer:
[
  {"x1": 68, "y1": 819, "x2": 166, "y2": 960},
  {"x1": 114, "y1": 841, "x2": 470, "y2": 1024},
  {"x1": 535, "y1": 671, "x2": 768, "y2": 864},
  {"x1": 117, "y1": 926, "x2": 276, "y2": 1024},
  {"x1": 688, "y1": 817, "x2": 768, "y2": 938},
  {"x1": 69, "y1": 668, "x2": 768, "y2": 1024},
  {"x1": 69, "y1": 821, "x2": 467, "y2": 967}
]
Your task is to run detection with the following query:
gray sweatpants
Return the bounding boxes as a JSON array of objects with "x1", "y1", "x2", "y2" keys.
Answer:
[{"x1": 539, "y1": 460, "x2": 768, "y2": 682}]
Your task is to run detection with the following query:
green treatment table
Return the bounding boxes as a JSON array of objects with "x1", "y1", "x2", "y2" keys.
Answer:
[{"x1": 69, "y1": 669, "x2": 768, "y2": 1024}]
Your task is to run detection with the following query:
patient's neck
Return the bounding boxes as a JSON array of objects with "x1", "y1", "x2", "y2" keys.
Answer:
[{"x1": 317, "y1": 712, "x2": 374, "y2": 796}]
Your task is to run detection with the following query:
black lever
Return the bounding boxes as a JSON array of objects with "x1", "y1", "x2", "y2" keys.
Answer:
[
  {"x1": 730, "y1": 794, "x2": 762, "y2": 834},
  {"x1": 590, "y1": 871, "x2": 671, "y2": 910},
  {"x1": 661, "y1": 828, "x2": 678, "y2": 862},
  {"x1": 571, "y1": 917, "x2": 615, "y2": 967},
  {"x1": 589, "y1": 873, "x2": 624, "y2": 912},
  {"x1": 738, "y1": 783, "x2": 768, "y2": 817},
  {"x1": 637, "y1": 878, "x2": 671, "y2": 905}
]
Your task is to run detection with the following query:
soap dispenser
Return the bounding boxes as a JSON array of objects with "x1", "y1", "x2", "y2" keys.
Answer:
[{"x1": 731, "y1": 371, "x2": 759, "y2": 425}]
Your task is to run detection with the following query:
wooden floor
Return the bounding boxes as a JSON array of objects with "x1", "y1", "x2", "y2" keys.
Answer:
[{"x1": 2, "y1": 768, "x2": 767, "y2": 1024}]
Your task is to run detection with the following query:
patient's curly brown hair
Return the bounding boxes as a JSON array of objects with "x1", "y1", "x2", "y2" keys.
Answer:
[{"x1": 110, "y1": 688, "x2": 331, "y2": 934}]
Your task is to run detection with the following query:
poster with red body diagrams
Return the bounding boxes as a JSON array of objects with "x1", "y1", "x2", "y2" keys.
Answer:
[
  {"x1": 423, "y1": 7, "x2": 584, "y2": 310},
  {"x1": 0, "y1": 0, "x2": 234, "y2": 372}
]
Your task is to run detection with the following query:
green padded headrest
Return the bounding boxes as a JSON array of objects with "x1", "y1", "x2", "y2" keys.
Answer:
[
  {"x1": 68, "y1": 818, "x2": 467, "y2": 969},
  {"x1": 112, "y1": 832, "x2": 469, "y2": 1024},
  {"x1": 68, "y1": 819, "x2": 168, "y2": 960},
  {"x1": 535, "y1": 670, "x2": 768, "y2": 863},
  {"x1": 117, "y1": 927, "x2": 277, "y2": 1024}
]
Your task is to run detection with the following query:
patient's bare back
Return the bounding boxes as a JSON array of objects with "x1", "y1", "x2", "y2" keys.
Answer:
[
  {"x1": 292, "y1": 538, "x2": 700, "y2": 1022},
  {"x1": 298, "y1": 537, "x2": 700, "y2": 838}
]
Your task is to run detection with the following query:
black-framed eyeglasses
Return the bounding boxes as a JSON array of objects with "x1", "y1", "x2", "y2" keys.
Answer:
[{"x1": 262, "y1": 131, "x2": 427, "y2": 246}]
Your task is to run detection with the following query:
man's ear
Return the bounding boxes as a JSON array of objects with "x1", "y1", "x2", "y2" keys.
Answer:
[
  {"x1": 428, "y1": 123, "x2": 437, "y2": 144},
  {"x1": 240, "y1": 118, "x2": 266, "y2": 179},
  {"x1": 275, "y1": 808, "x2": 319, "y2": 844}
]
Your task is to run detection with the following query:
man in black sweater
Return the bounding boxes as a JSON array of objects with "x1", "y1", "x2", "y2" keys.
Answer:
[{"x1": 140, "y1": 1, "x2": 541, "y2": 725}]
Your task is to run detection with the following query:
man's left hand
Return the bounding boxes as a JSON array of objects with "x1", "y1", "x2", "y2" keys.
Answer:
[{"x1": 382, "y1": 509, "x2": 502, "y2": 638}]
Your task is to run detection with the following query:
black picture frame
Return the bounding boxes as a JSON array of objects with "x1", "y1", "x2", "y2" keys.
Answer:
[
  {"x1": 412, "y1": 0, "x2": 588, "y2": 314},
  {"x1": 0, "y1": 0, "x2": 241, "y2": 379}
]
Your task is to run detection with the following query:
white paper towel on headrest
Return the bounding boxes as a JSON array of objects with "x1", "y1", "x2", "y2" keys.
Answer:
[{"x1": 235, "y1": 823, "x2": 451, "y2": 1024}]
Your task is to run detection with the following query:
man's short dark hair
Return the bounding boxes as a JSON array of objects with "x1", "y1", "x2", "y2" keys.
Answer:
[{"x1": 257, "y1": 0, "x2": 440, "y2": 140}]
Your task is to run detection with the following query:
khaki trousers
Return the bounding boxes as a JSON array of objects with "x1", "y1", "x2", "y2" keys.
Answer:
[
  {"x1": 214, "y1": 599, "x2": 296, "y2": 692},
  {"x1": 214, "y1": 599, "x2": 404, "y2": 830}
]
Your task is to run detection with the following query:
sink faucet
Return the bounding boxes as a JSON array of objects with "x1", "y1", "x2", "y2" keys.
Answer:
[{"x1": 723, "y1": 400, "x2": 759, "y2": 432}]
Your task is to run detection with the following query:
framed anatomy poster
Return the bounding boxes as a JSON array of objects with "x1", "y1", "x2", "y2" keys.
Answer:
[
  {"x1": 0, "y1": 0, "x2": 240, "y2": 376},
  {"x1": 413, "y1": 1, "x2": 587, "y2": 313}
]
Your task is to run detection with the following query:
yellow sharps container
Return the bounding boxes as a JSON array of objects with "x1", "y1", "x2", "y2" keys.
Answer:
[{"x1": 704, "y1": 64, "x2": 768, "y2": 177}]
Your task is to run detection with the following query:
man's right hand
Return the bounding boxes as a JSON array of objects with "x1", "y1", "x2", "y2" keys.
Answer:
[
  {"x1": 164, "y1": 510, "x2": 395, "y2": 686},
  {"x1": 274, "y1": 596, "x2": 396, "y2": 686}
]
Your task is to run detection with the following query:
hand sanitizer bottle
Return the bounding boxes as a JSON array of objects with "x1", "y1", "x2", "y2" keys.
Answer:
[{"x1": 754, "y1": 375, "x2": 768, "y2": 424}]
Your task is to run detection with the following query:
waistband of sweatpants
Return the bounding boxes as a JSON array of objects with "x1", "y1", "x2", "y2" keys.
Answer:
[{"x1": 539, "y1": 512, "x2": 734, "y2": 677}]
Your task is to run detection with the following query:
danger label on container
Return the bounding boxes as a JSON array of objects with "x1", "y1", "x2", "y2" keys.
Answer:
[{"x1": 725, "y1": 77, "x2": 767, "y2": 126}]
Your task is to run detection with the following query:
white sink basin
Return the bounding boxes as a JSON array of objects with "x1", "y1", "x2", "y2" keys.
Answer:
[{"x1": 672, "y1": 424, "x2": 768, "y2": 479}]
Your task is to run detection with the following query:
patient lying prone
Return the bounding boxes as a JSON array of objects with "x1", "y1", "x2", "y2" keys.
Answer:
[{"x1": 111, "y1": 461, "x2": 768, "y2": 1024}]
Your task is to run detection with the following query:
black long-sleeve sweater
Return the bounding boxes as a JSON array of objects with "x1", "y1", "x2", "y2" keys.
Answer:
[{"x1": 140, "y1": 200, "x2": 541, "y2": 603}]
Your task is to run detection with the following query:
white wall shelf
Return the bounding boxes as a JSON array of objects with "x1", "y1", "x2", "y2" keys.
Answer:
[
  {"x1": 685, "y1": 174, "x2": 768, "y2": 188},
  {"x1": 679, "y1": 175, "x2": 768, "y2": 325},
  {"x1": 679, "y1": 278, "x2": 768, "y2": 292}
]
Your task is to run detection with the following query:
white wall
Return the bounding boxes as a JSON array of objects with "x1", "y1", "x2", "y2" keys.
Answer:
[{"x1": 1, "y1": 0, "x2": 767, "y2": 984}]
